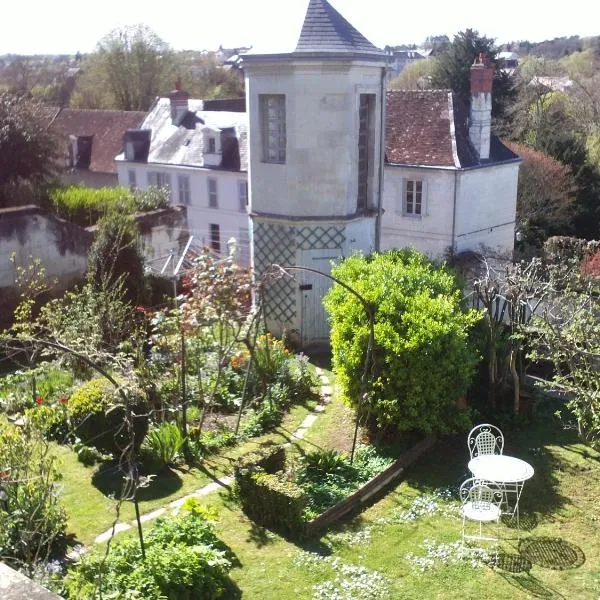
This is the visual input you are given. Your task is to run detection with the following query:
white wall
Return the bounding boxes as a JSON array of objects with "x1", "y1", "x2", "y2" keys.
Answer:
[
  {"x1": 380, "y1": 166, "x2": 455, "y2": 258},
  {"x1": 454, "y1": 162, "x2": 519, "y2": 257},
  {"x1": 246, "y1": 59, "x2": 385, "y2": 220},
  {"x1": 380, "y1": 162, "x2": 520, "y2": 259},
  {"x1": 117, "y1": 162, "x2": 250, "y2": 265}
]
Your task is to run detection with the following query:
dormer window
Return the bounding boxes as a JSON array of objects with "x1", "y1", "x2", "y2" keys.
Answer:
[{"x1": 123, "y1": 129, "x2": 151, "y2": 162}]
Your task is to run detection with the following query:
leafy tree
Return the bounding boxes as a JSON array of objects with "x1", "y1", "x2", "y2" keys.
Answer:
[
  {"x1": 431, "y1": 29, "x2": 518, "y2": 122},
  {"x1": 388, "y1": 58, "x2": 437, "y2": 91},
  {"x1": 87, "y1": 212, "x2": 146, "y2": 304},
  {"x1": 78, "y1": 24, "x2": 174, "y2": 111},
  {"x1": 0, "y1": 92, "x2": 58, "y2": 207},
  {"x1": 505, "y1": 141, "x2": 577, "y2": 246},
  {"x1": 324, "y1": 250, "x2": 481, "y2": 435}
]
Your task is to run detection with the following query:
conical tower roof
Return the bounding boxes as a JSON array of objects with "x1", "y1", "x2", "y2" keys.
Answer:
[{"x1": 295, "y1": 0, "x2": 385, "y2": 58}]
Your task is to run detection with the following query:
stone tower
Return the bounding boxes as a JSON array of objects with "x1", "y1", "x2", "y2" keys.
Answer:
[{"x1": 243, "y1": 0, "x2": 387, "y2": 346}]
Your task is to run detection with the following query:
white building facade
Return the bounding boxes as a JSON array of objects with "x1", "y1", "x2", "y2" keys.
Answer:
[
  {"x1": 115, "y1": 93, "x2": 250, "y2": 266},
  {"x1": 243, "y1": 0, "x2": 387, "y2": 345}
]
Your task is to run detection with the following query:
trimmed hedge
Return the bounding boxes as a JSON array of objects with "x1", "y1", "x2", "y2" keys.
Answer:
[{"x1": 234, "y1": 445, "x2": 306, "y2": 537}]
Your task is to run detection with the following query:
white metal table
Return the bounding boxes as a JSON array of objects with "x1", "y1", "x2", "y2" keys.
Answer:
[{"x1": 468, "y1": 455, "x2": 534, "y2": 527}]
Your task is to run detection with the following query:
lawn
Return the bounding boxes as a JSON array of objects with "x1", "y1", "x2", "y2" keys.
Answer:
[
  {"x1": 59, "y1": 386, "x2": 600, "y2": 599},
  {"x1": 210, "y1": 399, "x2": 600, "y2": 599}
]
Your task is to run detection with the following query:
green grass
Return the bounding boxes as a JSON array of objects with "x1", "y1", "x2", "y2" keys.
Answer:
[
  {"x1": 57, "y1": 398, "x2": 320, "y2": 545},
  {"x1": 59, "y1": 378, "x2": 600, "y2": 600}
]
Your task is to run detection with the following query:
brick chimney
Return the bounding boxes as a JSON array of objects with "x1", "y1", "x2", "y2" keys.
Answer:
[
  {"x1": 169, "y1": 78, "x2": 189, "y2": 125},
  {"x1": 469, "y1": 53, "x2": 493, "y2": 160}
]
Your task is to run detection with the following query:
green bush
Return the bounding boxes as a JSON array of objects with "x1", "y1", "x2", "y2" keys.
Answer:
[
  {"x1": 49, "y1": 185, "x2": 169, "y2": 227},
  {"x1": 24, "y1": 403, "x2": 70, "y2": 443},
  {"x1": 0, "y1": 419, "x2": 67, "y2": 569},
  {"x1": 87, "y1": 212, "x2": 146, "y2": 304},
  {"x1": 240, "y1": 402, "x2": 283, "y2": 438},
  {"x1": 324, "y1": 249, "x2": 481, "y2": 435},
  {"x1": 68, "y1": 378, "x2": 148, "y2": 456},
  {"x1": 143, "y1": 422, "x2": 184, "y2": 470},
  {"x1": 234, "y1": 445, "x2": 306, "y2": 536},
  {"x1": 64, "y1": 510, "x2": 232, "y2": 599}
]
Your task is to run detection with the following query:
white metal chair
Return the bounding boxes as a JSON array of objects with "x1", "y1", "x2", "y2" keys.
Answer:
[
  {"x1": 467, "y1": 423, "x2": 504, "y2": 459},
  {"x1": 459, "y1": 477, "x2": 503, "y2": 545}
]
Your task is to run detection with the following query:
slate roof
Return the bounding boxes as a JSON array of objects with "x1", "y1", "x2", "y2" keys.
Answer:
[
  {"x1": 122, "y1": 98, "x2": 248, "y2": 172},
  {"x1": 295, "y1": 0, "x2": 384, "y2": 58},
  {"x1": 50, "y1": 109, "x2": 146, "y2": 173},
  {"x1": 385, "y1": 90, "x2": 520, "y2": 168}
]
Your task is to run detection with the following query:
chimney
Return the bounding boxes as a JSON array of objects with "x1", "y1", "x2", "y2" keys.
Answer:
[
  {"x1": 469, "y1": 53, "x2": 493, "y2": 161},
  {"x1": 169, "y1": 78, "x2": 189, "y2": 125}
]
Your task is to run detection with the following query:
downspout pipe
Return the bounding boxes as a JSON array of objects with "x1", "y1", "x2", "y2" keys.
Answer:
[
  {"x1": 375, "y1": 65, "x2": 386, "y2": 252},
  {"x1": 451, "y1": 169, "x2": 458, "y2": 255}
]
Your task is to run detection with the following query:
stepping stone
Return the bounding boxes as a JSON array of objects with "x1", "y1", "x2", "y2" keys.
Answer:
[
  {"x1": 95, "y1": 522, "x2": 132, "y2": 544},
  {"x1": 321, "y1": 385, "x2": 333, "y2": 396},
  {"x1": 138, "y1": 507, "x2": 166, "y2": 523}
]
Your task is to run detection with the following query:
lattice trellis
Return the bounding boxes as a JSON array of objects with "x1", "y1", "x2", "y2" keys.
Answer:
[
  {"x1": 253, "y1": 221, "x2": 297, "y2": 323},
  {"x1": 296, "y1": 225, "x2": 346, "y2": 250}
]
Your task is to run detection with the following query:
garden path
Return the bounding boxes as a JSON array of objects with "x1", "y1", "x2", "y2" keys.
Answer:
[{"x1": 93, "y1": 368, "x2": 332, "y2": 545}]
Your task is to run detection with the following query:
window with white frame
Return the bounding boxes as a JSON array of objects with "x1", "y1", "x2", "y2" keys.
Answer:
[
  {"x1": 208, "y1": 178, "x2": 218, "y2": 208},
  {"x1": 178, "y1": 175, "x2": 190, "y2": 205},
  {"x1": 148, "y1": 171, "x2": 172, "y2": 201},
  {"x1": 209, "y1": 223, "x2": 220, "y2": 253},
  {"x1": 404, "y1": 179, "x2": 423, "y2": 216},
  {"x1": 238, "y1": 180, "x2": 248, "y2": 212},
  {"x1": 260, "y1": 94, "x2": 286, "y2": 163},
  {"x1": 128, "y1": 169, "x2": 137, "y2": 191}
]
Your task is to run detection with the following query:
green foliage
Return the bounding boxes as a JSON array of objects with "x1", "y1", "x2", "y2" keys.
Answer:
[
  {"x1": 190, "y1": 425, "x2": 237, "y2": 455},
  {"x1": 64, "y1": 510, "x2": 232, "y2": 599},
  {"x1": 324, "y1": 250, "x2": 480, "y2": 434},
  {"x1": 0, "y1": 91, "x2": 58, "y2": 207},
  {"x1": 431, "y1": 29, "x2": 517, "y2": 121},
  {"x1": 234, "y1": 445, "x2": 307, "y2": 536},
  {"x1": 39, "y1": 281, "x2": 135, "y2": 359},
  {"x1": 240, "y1": 401, "x2": 283, "y2": 438},
  {"x1": 143, "y1": 422, "x2": 185, "y2": 470},
  {"x1": 296, "y1": 446, "x2": 393, "y2": 519},
  {"x1": 49, "y1": 185, "x2": 169, "y2": 227},
  {"x1": 87, "y1": 211, "x2": 146, "y2": 304},
  {"x1": 24, "y1": 403, "x2": 70, "y2": 443},
  {"x1": 68, "y1": 378, "x2": 148, "y2": 456},
  {"x1": 0, "y1": 418, "x2": 67, "y2": 571}
]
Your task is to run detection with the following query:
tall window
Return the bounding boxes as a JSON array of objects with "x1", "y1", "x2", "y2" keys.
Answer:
[
  {"x1": 178, "y1": 175, "x2": 190, "y2": 205},
  {"x1": 207, "y1": 137, "x2": 216, "y2": 153},
  {"x1": 404, "y1": 180, "x2": 423, "y2": 216},
  {"x1": 128, "y1": 169, "x2": 137, "y2": 191},
  {"x1": 148, "y1": 171, "x2": 172, "y2": 200},
  {"x1": 260, "y1": 94, "x2": 286, "y2": 163},
  {"x1": 208, "y1": 178, "x2": 218, "y2": 208},
  {"x1": 209, "y1": 223, "x2": 220, "y2": 253},
  {"x1": 357, "y1": 94, "x2": 375, "y2": 212},
  {"x1": 238, "y1": 180, "x2": 248, "y2": 212}
]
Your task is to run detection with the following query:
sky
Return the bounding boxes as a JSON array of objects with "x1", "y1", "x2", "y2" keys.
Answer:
[{"x1": 2, "y1": 0, "x2": 600, "y2": 56}]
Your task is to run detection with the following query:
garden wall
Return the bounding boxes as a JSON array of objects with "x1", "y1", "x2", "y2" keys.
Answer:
[
  {"x1": 0, "y1": 204, "x2": 188, "y2": 295},
  {"x1": 0, "y1": 562, "x2": 61, "y2": 599}
]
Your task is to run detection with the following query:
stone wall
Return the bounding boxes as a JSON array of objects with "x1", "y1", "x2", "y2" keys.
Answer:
[
  {"x1": 0, "y1": 205, "x2": 188, "y2": 309},
  {"x1": 0, "y1": 562, "x2": 61, "y2": 599}
]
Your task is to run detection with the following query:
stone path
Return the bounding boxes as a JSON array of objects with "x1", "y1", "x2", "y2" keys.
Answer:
[{"x1": 94, "y1": 368, "x2": 331, "y2": 545}]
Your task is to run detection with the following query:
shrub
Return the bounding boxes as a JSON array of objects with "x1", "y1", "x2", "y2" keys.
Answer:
[
  {"x1": 68, "y1": 378, "x2": 148, "y2": 456},
  {"x1": 0, "y1": 418, "x2": 67, "y2": 570},
  {"x1": 64, "y1": 509, "x2": 232, "y2": 599},
  {"x1": 324, "y1": 249, "x2": 480, "y2": 435},
  {"x1": 240, "y1": 401, "x2": 283, "y2": 438},
  {"x1": 49, "y1": 185, "x2": 169, "y2": 227},
  {"x1": 234, "y1": 445, "x2": 306, "y2": 537},
  {"x1": 87, "y1": 212, "x2": 146, "y2": 304},
  {"x1": 24, "y1": 403, "x2": 70, "y2": 443},
  {"x1": 143, "y1": 422, "x2": 184, "y2": 470}
]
